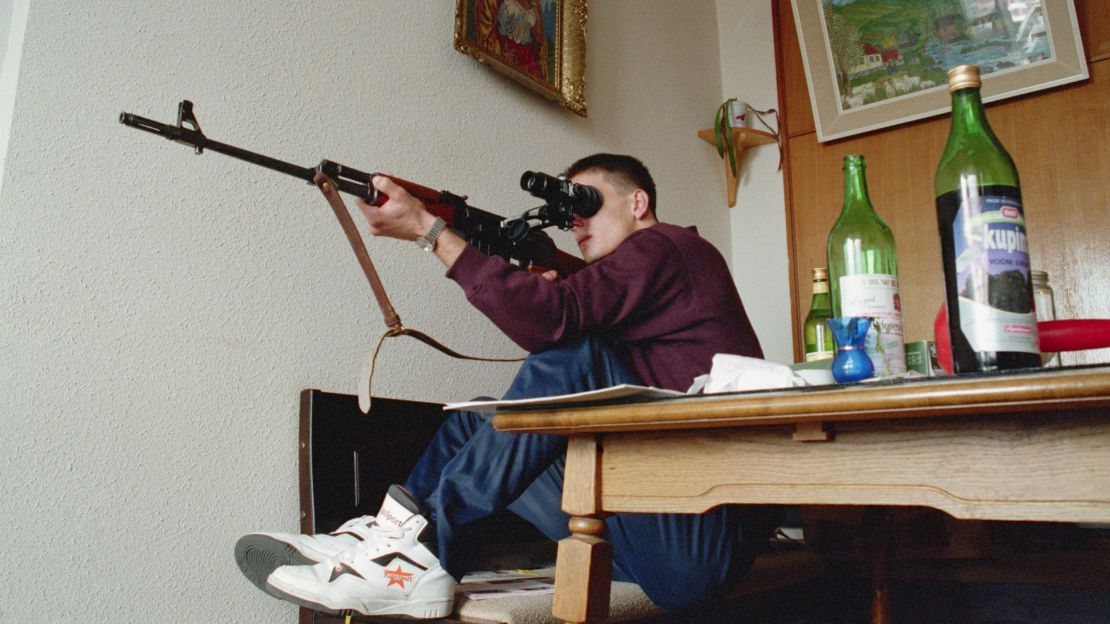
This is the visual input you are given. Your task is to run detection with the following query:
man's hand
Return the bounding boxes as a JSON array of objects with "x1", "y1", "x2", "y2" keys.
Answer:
[
  {"x1": 359, "y1": 174, "x2": 467, "y2": 269},
  {"x1": 356, "y1": 175, "x2": 436, "y2": 241}
]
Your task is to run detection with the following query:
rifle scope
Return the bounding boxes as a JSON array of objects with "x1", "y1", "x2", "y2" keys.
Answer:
[{"x1": 520, "y1": 171, "x2": 601, "y2": 219}]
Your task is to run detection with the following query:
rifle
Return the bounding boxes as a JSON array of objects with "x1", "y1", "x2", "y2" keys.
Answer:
[{"x1": 119, "y1": 100, "x2": 586, "y2": 276}]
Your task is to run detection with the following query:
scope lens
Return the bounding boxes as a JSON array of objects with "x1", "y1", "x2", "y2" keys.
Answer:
[
  {"x1": 575, "y1": 186, "x2": 602, "y2": 218},
  {"x1": 521, "y1": 171, "x2": 560, "y2": 197}
]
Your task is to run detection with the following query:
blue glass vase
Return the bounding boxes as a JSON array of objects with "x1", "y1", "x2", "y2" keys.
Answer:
[{"x1": 827, "y1": 317, "x2": 875, "y2": 383}]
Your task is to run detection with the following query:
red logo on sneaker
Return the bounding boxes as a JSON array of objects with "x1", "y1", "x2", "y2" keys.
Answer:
[{"x1": 384, "y1": 564, "x2": 414, "y2": 588}]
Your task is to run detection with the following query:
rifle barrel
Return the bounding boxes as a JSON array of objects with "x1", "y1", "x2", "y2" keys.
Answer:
[
  {"x1": 120, "y1": 111, "x2": 318, "y2": 184},
  {"x1": 119, "y1": 103, "x2": 587, "y2": 274}
]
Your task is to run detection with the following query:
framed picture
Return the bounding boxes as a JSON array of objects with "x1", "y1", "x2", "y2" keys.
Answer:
[
  {"x1": 792, "y1": 0, "x2": 1089, "y2": 142},
  {"x1": 454, "y1": 0, "x2": 588, "y2": 117}
]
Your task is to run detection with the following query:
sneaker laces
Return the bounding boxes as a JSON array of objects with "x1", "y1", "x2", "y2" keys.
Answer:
[
  {"x1": 331, "y1": 514, "x2": 375, "y2": 534},
  {"x1": 333, "y1": 522, "x2": 411, "y2": 566},
  {"x1": 364, "y1": 521, "x2": 408, "y2": 547}
]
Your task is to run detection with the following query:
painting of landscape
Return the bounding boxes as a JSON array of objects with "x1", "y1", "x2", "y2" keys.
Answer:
[{"x1": 822, "y1": 0, "x2": 1051, "y2": 111}]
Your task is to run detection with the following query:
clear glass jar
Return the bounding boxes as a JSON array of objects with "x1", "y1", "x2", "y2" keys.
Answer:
[{"x1": 1031, "y1": 270, "x2": 1058, "y2": 366}]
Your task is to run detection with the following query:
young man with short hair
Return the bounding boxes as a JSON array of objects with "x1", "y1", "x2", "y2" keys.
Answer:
[{"x1": 235, "y1": 154, "x2": 773, "y2": 618}]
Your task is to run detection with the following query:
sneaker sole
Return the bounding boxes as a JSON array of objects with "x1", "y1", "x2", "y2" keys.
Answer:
[
  {"x1": 266, "y1": 579, "x2": 452, "y2": 619},
  {"x1": 234, "y1": 534, "x2": 316, "y2": 598}
]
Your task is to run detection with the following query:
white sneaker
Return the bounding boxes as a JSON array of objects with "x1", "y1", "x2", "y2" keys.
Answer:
[
  {"x1": 266, "y1": 485, "x2": 455, "y2": 619},
  {"x1": 234, "y1": 514, "x2": 377, "y2": 596}
]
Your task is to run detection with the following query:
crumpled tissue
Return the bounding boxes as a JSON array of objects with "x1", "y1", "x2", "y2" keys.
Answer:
[{"x1": 687, "y1": 354, "x2": 810, "y2": 394}]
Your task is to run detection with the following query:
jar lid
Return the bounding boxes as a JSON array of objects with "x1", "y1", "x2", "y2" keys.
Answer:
[{"x1": 947, "y1": 65, "x2": 981, "y2": 92}]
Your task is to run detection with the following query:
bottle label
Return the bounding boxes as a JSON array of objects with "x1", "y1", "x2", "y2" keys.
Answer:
[
  {"x1": 838, "y1": 273, "x2": 906, "y2": 375},
  {"x1": 805, "y1": 349, "x2": 833, "y2": 362},
  {"x1": 952, "y1": 194, "x2": 1039, "y2": 354},
  {"x1": 809, "y1": 319, "x2": 834, "y2": 361}
]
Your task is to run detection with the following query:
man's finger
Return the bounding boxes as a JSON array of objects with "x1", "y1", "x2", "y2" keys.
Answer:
[{"x1": 371, "y1": 174, "x2": 407, "y2": 199}]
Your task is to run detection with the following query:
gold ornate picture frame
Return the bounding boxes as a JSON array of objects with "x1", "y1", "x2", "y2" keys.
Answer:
[
  {"x1": 792, "y1": 0, "x2": 1088, "y2": 142},
  {"x1": 454, "y1": 0, "x2": 588, "y2": 117}
]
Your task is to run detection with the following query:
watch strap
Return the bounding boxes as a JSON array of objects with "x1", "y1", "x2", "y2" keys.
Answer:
[{"x1": 417, "y1": 217, "x2": 447, "y2": 252}]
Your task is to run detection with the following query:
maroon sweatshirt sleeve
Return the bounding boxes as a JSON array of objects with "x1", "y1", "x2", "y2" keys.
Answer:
[
  {"x1": 446, "y1": 223, "x2": 762, "y2": 391},
  {"x1": 446, "y1": 228, "x2": 686, "y2": 353}
]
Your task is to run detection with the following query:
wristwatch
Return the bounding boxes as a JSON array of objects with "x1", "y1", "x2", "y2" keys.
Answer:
[{"x1": 416, "y1": 217, "x2": 447, "y2": 252}]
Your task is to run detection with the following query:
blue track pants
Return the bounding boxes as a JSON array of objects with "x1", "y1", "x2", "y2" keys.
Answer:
[{"x1": 402, "y1": 337, "x2": 776, "y2": 611}]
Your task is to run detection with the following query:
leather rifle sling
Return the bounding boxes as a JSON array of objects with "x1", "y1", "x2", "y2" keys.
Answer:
[
  {"x1": 312, "y1": 173, "x2": 522, "y2": 413},
  {"x1": 314, "y1": 172, "x2": 401, "y2": 330}
]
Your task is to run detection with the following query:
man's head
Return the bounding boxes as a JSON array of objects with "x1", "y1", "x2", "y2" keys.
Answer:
[{"x1": 563, "y1": 154, "x2": 658, "y2": 263}]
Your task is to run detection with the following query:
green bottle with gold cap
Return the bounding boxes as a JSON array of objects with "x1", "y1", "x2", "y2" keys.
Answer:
[
  {"x1": 934, "y1": 64, "x2": 1040, "y2": 373},
  {"x1": 803, "y1": 267, "x2": 835, "y2": 362}
]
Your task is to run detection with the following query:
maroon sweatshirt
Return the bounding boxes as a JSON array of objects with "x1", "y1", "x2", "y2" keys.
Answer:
[{"x1": 446, "y1": 223, "x2": 763, "y2": 392}]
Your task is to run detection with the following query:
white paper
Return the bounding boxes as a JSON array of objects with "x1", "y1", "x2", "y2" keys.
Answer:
[
  {"x1": 456, "y1": 570, "x2": 555, "y2": 600},
  {"x1": 689, "y1": 354, "x2": 808, "y2": 393},
  {"x1": 443, "y1": 384, "x2": 684, "y2": 413}
]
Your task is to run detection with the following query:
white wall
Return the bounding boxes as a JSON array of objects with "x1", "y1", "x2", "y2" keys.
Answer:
[
  {"x1": 0, "y1": 0, "x2": 26, "y2": 201},
  {"x1": 0, "y1": 1, "x2": 792, "y2": 622},
  {"x1": 717, "y1": 1, "x2": 793, "y2": 364},
  {"x1": 0, "y1": 0, "x2": 11, "y2": 66}
]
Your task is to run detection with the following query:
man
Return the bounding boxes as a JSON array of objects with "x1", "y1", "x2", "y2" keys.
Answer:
[{"x1": 235, "y1": 154, "x2": 772, "y2": 618}]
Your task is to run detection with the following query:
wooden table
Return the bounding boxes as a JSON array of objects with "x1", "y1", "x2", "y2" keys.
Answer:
[{"x1": 492, "y1": 365, "x2": 1110, "y2": 624}]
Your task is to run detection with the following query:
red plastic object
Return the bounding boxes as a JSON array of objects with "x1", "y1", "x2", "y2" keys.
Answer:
[
  {"x1": 1038, "y1": 319, "x2": 1110, "y2": 352},
  {"x1": 934, "y1": 303, "x2": 1110, "y2": 374},
  {"x1": 935, "y1": 303, "x2": 953, "y2": 374}
]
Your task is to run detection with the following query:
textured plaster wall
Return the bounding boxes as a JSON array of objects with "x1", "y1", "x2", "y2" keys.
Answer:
[{"x1": 0, "y1": 1, "x2": 788, "y2": 622}]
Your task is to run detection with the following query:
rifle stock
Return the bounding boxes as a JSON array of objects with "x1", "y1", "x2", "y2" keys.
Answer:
[{"x1": 120, "y1": 100, "x2": 585, "y2": 276}]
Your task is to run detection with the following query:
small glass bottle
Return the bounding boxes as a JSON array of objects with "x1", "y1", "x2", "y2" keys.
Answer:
[
  {"x1": 827, "y1": 154, "x2": 906, "y2": 376},
  {"x1": 803, "y1": 268, "x2": 835, "y2": 362},
  {"x1": 1031, "y1": 270, "x2": 1058, "y2": 366}
]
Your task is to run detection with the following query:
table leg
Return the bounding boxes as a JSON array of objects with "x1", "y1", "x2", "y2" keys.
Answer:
[
  {"x1": 863, "y1": 508, "x2": 892, "y2": 624},
  {"x1": 870, "y1": 547, "x2": 890, "y2": 624},
  {"x1": 552, "y1": 435, "x2": 612, "y2": 624},
  {"x1": 553, "y1": 517, "x2": 612, "y2": 623}
]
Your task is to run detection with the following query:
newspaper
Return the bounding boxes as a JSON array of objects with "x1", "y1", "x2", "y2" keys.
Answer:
[{"x1": 456, "y1": 569, "x2": 556, "y2": 600}]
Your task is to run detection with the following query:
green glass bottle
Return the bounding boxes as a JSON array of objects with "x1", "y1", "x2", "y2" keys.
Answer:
[
  {"x1": 934, "y1": 65, "x2": 1040, "y2": 373},
  {"x1": 826, "y1": 154, "x2": 906, "y2": 376},
  {"x1": 803, "y1": 267, "x2": 835, "y2": 362}
]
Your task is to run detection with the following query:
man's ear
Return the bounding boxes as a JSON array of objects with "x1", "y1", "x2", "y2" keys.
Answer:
[{"x1": 630, "y1": 189, "x2": 652, "y2": 221}]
